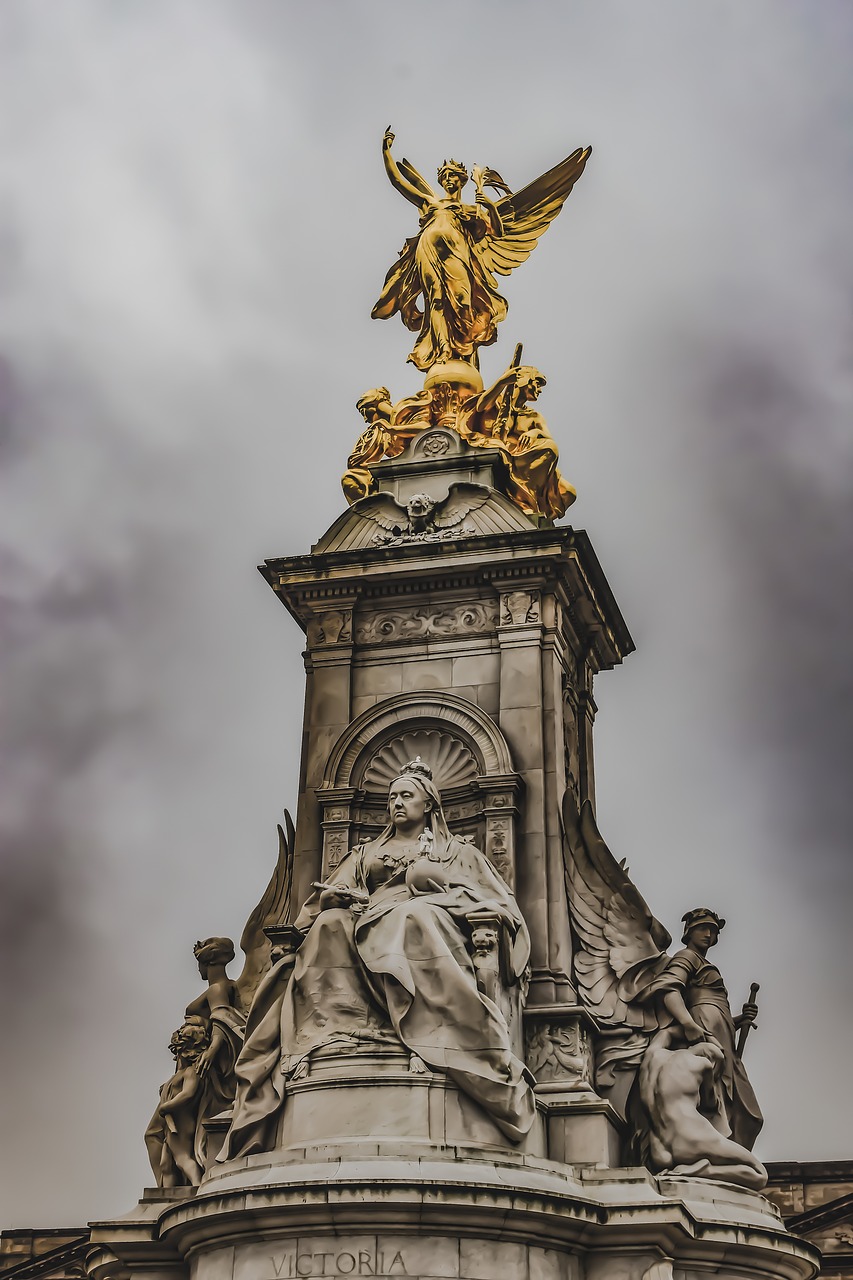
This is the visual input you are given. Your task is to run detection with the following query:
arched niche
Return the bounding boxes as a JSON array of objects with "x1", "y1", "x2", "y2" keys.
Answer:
[{"x1": 316, "y1": 692, "x2": 523, "y2": 886}]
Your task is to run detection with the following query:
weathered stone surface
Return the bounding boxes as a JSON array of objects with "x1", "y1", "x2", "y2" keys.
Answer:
[
  {"x1": 36, "y1": 116, "x2": 822, "y2": 1280},
  {"x1": 88, "y1": 1148, "x2": 819, "y2": 1280}
]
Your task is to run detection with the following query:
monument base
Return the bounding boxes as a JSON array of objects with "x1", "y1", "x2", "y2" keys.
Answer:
[
  {"x1": 89, "y1": 1144, "x2": 819, "y2": 1280},
  {"x1": 273, "y1": 1038, "x2": 547, "y2": 1156}
]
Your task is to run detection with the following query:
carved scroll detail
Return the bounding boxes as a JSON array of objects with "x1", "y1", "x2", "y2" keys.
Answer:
[{"x1": 355, "y1": 600, "x2": 498, "y2": 644}]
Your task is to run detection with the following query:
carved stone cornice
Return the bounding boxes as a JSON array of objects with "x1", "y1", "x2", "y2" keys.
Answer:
[{"x1": 261, "y1": 526, "x2": 634, "y2": 673}]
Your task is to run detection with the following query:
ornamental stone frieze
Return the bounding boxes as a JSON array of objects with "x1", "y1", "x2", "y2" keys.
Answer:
[{"x1": 354, "y1": 599, "x2": 498, "y2": 645}]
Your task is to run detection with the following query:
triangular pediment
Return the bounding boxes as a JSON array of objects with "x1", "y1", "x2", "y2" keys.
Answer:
[{"x1": 313, "y1": 482, "x2": 537, "y2": 554}]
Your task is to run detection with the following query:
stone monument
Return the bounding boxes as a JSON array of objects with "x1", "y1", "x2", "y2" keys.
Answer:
[{"x1": 87, "y1": 130, "x2": 819, "y2": 1280}]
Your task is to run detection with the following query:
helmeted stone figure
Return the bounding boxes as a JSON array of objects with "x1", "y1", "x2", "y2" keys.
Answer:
[
  {"x1": 642, "y1": 907, "x2": 762, "y2": 1149},
  {"x1": 562, "y1": 791, "x2": 765, "y2": 1187}
]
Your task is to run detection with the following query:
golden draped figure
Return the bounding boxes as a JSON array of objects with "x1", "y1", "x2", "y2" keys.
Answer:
[
  {"x1": 342, "y1": 360, "x2": 575, "y2": 522},
  {"x1": 371, "y1": 128, "x2": 591, "y2": 372},
  {"x1": 466, "y1": 364, "x2": 576, "y2": 520}
]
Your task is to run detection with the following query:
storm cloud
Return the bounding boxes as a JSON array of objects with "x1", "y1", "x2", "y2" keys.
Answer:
[{"x1": 1, "y1": 0, "x2": 851, "y2": 1224}]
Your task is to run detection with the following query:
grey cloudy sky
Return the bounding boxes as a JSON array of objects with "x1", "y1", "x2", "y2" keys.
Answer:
[{"x1": 1, "y1": 0, "x2": 852, "y2": 1227}]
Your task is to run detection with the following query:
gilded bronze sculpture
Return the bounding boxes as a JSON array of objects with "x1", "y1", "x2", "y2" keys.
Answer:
[
  {"x1": 342, "y1": 357, "x2": 575, "y2": 522},
  {"x1": 341, "y1": 130, "x2": 588, "y2": 521},
  {"x1": 372, "y1": 128, "x2": 590, "y2": 372},
  {"x1": 465, "y1": 362, "x2": 576, "y2": 519},
  {"x1": 342, "y1": 387, "x2": 419, "y2": 504}
]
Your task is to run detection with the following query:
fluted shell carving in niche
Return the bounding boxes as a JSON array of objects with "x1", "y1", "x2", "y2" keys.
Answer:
[{"x1": 362, "y1": 731, "x2": 479, "y2": 795}]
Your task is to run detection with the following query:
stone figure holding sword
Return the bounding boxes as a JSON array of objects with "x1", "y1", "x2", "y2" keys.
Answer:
[
  {"x1": 643, "y1": 908, "x2": 763, "y2": 1149},
  {"x1": 564, "y1": 793, "x2": 766, "y2": 1182}
]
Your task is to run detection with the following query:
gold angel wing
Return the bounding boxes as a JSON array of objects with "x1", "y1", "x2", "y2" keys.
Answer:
[
  {"x1": 235, "y1": 810, "x2": 295, "y2": 1010},
  {"x1": 431, "y1": 483, "x2": 492, "y2": 529},
  {"x1": 561, "y1": 789, "x2": 670, "y2": 1030},
  {"x1": 478, "y1": 146, "x2": 592, "y2": 278}
]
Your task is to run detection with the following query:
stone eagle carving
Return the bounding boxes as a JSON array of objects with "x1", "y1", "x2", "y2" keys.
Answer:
[{"x1": 357, "y1": 483, "x2": 492, "y2": 545}]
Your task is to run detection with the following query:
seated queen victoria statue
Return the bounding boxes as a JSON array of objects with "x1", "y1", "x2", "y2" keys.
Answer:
[{"x1": 219, "y1": 759, "x2": 536, "y2": 1159}]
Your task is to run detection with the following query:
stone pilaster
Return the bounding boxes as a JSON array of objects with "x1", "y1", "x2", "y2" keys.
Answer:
[
  {"x1": 287, "y1": 594, "x2": 358, "y2": 909},
  {"x1": 494, "y1": 576, "x2": 549, "y2": 981}
]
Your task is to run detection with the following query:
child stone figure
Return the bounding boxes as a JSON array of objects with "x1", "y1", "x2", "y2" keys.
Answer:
[{"x1": 144, "y1": 1017, "x2": 209, "y2": 1187}]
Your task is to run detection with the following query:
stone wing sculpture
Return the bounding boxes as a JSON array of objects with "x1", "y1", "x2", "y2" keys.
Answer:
[
  {"x1": 235, "y1": 809, "x2": 296, "y2": 1010},
  {"x1": 562, "y1": 790, "x2": 766, "y2": 1188},
  {"x1": 562, "y1": 788, "x2": 671, "y2": 1033},
  {"x1": 430, "y1": 484, "x2": 492, "y2": 529}
]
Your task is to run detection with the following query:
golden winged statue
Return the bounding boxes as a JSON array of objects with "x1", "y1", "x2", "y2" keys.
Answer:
[{"x1": 371, "y1": 127, "x2": 591, "y2": 372}]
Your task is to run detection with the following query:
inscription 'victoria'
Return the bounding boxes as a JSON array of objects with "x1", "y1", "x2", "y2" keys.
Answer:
[{"x1": 269, "y1": 1248, "x2": 408, "y2": 1278}]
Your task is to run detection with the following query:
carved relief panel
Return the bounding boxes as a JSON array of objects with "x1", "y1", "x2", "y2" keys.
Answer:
[
  {"x1": 355, "y1": 600, "x2": 498, "y2": 645},
  {"x1": 305, "y1": 606, "x2": 353, "y2": 649},
  {"x1": 561, "y1": 671, "x2": 581, "y2": 801},
  {"x1": 500, "y1": 588, "x2": 541, "y2": 626},
  {"x1": 525, "y1": 1016, "x2": 595, "y2": 1094},
  {"x1": 319, "y1": 790, "x2": 358, "y2": 876}
]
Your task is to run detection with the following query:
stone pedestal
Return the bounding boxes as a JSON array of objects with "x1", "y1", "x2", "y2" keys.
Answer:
[
  {"x1": 254, "y1": 434, "x2": 642, "y2": 1168},
  {"x1": 270, "y1": 1039, "x2": 547, "y2": 1157},
  {"x1": 88, "y1": 430, "x2": 819, "y2": 1280},
  {"x1": 89, "y1": 1145, "x2": 819, "y2": 1280},
  {"x1": 262, "y1": 432, "x2": 633, "y2": 1023}
]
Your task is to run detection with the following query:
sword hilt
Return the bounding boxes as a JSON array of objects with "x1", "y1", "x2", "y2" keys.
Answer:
[{"x1": 735, "y1": 981, "x2": 760, "y2": 1057}]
